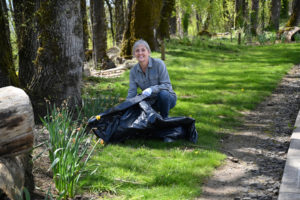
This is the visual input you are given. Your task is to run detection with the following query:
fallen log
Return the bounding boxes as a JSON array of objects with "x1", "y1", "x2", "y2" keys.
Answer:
[
  {"x1": 0, "y1": 86, "x2": 34, "y2": 157},
  {"x1": 279, "y1": 26, "x2": 300, "y2": 42},
  {"x1": 0, "y1": 86, "x2": 35, "y2": 199}
]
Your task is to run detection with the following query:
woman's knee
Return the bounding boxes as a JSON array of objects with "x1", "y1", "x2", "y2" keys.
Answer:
[{"x1": 157, "y1": 90, "x2": 170, "y2": 101}]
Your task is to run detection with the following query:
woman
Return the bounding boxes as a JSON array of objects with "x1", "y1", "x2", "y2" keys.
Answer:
[{"x1": 127, "y1": 39, "x2": 177, "y2": 119}]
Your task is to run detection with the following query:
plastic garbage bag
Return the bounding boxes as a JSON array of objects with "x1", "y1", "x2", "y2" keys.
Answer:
[{"x1": 88, "y1": 94, "x2": 198, "y2": 143}]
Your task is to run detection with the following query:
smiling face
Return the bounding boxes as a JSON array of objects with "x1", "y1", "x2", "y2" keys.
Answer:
[{"x1": 134, "y1": 44, "x2": 150, "y2": 66}]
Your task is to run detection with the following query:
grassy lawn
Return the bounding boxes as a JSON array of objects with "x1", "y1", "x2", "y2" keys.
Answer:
[{"x1": 80, "y1": 38, "x2": 300, "y2": 199}]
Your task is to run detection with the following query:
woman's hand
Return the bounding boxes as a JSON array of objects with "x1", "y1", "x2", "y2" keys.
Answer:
[{"x1": 142, "y1": 88, "x2": 152, "y2": 97}]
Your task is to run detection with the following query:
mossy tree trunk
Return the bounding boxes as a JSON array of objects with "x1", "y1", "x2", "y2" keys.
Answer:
[
  {"x1": 157, "y1": 0, "x2": 175, "y2": 40},
  {"x1": 269, "y1": 0, "x2": 281, "y2": 31},
  {"x1": 104, "y1": 0, "x2": 115, "y2": 46},
  {"x1": 120, "y1": 0, "x2": 133, "y2": 58},
  {"x1": 286, "y1": 0, "x2": 300, "y2": 27},
  {"x1": 0, "y1": 0, "x2": 19, "y2": 87},
  {"x1": 81, "y1": 0, "x2": 89, "y2": 56},
  {"x1": 115, "y1": 0, "x2": 125, "y2": 46},
  {"x1": 13, "y1": 0, "x2": 39, "y2": 88},
  {"x1": 250, "y1": 0, "x2": 259, "y2": 35},
  {"x1": 121, "y1": 0, "x2": 163, "y2": 58},
  {"x1": 29, "y1": 0, "x2": 84, "y2": 119}
]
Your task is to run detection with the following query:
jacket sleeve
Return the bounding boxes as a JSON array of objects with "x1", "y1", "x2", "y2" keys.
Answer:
[
  {"x1": 127, "y1": 69, "x2": 137, "y2": 99},
  {"x1": 150, "y1": 60, "x2": 173, "y2": 94}
]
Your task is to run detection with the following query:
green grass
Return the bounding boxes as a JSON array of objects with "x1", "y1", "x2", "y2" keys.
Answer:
[{"x1": 80, "y1": 38, "x2": 300, "y2": 199}]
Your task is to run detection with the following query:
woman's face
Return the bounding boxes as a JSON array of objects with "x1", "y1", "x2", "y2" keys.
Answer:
[{"x1": 134, "y1": 44, "x2": 150, "y2": 64}]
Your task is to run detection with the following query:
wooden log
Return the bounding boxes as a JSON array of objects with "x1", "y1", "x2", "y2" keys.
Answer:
[
  {"x1": 0, "y1": 86, "x2": 34, "y2": 157},
  {"x1": 279, "y1": 26, "x2": 300, "y2": 42}
]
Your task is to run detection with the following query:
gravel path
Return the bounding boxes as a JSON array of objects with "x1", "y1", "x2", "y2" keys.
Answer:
[{"x1": 198, "y1": 64, "x2": 300, "y2": 200}]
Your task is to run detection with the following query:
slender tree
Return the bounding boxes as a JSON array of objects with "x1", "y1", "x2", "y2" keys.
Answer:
[
  {"x1": 250, "y1": 0, "x2": 259, "y2": 35},
  {"x1": 115, "y1": 0, "x2": 125, "y2": 46},
  {"x1": 286, "y1": 0, "x2": 300, "y2": 27},
  {"x1": 105, "y1": 0, "x2": 115, "y2": 46},
  {"x1": 235, "y1": 0, "x2": 244, "y2": 28},
  {"x1": 81, "y1": 0, "x2": 89, "y2": 54},
  {"x1": 269, "y1": 0, "x2": 281, "y2": 30},
  {"x1": 0, "y1": 0, "x2": 19, "y2": 87},
  {"x1": 91, "y1": 0, "x2": 115, "y2": 69},
  {"x1": 13, "y1": 0, "x2": 39, "y2": 88},
  {"x1": 29, "y1": 0, "x2": 84, "y2": 118}
]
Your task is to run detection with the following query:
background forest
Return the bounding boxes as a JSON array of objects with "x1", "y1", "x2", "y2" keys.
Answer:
[{"x1": 1, "y1": 0, "x2": 300, "y2": 199}]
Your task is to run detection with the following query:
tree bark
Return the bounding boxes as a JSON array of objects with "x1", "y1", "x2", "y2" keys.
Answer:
[
  {"x1": 120, "y1": 0, "x2": 133, "y2": 58},
  {"x1": 81, "y1": 0, "x2": 89, "y2": 55},
  {"x1": 250, "y1": 0, "x2": 259, "y2": 35},
  {"x1": 91, "y1": 0, "x2": 115, "y2": 69},
  {"x1": 169, "y1": 15, "x2": 176, "y2": 35},
  {"x1": 29, "y1": 0, "x2": 84, "y2": 119},
  {"x1": 13, "y1": 0, "x2": 39, "y2": 88},
  {"x1": 121, "y1": 0, "x2": 163, "y2": 58},
  {"x1": 91, "y1": 0, "x2": 107, "y2": 64},
  {"x1": 286, "y1": 0, "x2": 300, "y2": 27},
  {"x1": 105, "y1": 0, "x2": 115, "y2": 46},
  {"x1": 0, "y1": 0, "x2": 19, "y2": 87},
  {"x1": 115, "y1": 0, "x2": 125, "y2": 46},
  {"x1": 269, "y1": 0, "x2": 281, "y2": 30},
  {"x1": 157, "y1": 0, "x2": 175, "y2": 40}
]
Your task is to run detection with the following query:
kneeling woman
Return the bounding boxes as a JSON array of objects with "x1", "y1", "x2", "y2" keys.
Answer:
[{"x1": 127, "y1": 39, "x2": 177, "y2": 119}]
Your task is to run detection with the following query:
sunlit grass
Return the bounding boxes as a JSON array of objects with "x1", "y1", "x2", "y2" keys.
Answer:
[{"x1": 81, "y1": 38, "x2": 300, "y2": 199}]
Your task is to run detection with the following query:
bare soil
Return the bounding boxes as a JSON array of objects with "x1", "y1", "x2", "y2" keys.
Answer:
[{"x1": 31, "y1": 64, "x2": 300, "y2": 200}]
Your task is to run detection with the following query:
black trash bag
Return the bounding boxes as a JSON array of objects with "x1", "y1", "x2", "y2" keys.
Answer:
[{"x1": 87, "y1": 94, "x2": 198, "y2": 143}]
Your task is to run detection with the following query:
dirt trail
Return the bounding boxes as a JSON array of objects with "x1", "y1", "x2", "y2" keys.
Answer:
[{"x1": 198, "y1": 64, "x2": 300, "y2": 200}]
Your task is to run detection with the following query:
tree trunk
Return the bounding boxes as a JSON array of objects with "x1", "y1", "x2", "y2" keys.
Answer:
[
  {"x1": 115, "y1": 0, "x2": 125, "y2": 46},
  {"x1": 269, "y1": 0, "x2": 281, "y2": 30},
  {"x1": 286, "y1": 0, "x2": 300, "y2": 27},
  {"x1": 121, "y1": 0, "x2": 163, "y2": 58},
  {"x1": 169, "y1": 15, "x2": 176, "y2": 35},
  {"x1": 29, "y1": 0, "x2": 84, "y2": 119},
  {"x1": 176, "y1": 4, "x2": 183, "y2": 37},
  {"x1": 105, "y1": 0, "x2": 115, "y2": 46},
  {"x1": 157, "y1": 0, "x2": 175, "y2": 40},
  {"x1": 0, "y1": 0, "x2": 19, "y2": 87},
  {"x1": 196, "y1": 12, "x2": 201, "y2": 33},
  {"x1": 281, "y1": 0, "x2": 289, "y2": 18},
  {"x1": 91, "y1": 0, "x2": 115, "y2": 69},
  {"x1": 250, "y1": 0, "x2": 259, "y2": 35},
  {"x1": 13, "y1": 0, "x2": 39, "y2": 88},
  {"x1": 91, "y1": 0, "x2": 107, "y2": 64},
  {"x1": 120, "y1": 0, "x2": 133, "y2": 58},
  {"x1": 235, "y1": 0, "x2": 244, "y2": 28},
  {"x1": 261, "y1": 0, "x2": 266, "y2": 30},
  {"x1": 81, "y1": 0, "x2": 89, "y2": 56},
  {"x1": 203, "y1": 0, "x2": 213, "y2": 32}
]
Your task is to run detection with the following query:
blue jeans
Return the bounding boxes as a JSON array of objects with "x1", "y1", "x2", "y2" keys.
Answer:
[{"x1": 152, "y1": 90, "x2": 176, "y2": 118}]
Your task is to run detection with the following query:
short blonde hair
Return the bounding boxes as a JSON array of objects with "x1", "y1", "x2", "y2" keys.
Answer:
[{"x1": 132, "y1": 39, "x2": 151, "y2": 56}]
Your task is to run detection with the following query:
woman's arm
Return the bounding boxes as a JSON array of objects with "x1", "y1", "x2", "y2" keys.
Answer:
[{"x1": 127, "y1": 69, "x2": 138, "y2": 99}]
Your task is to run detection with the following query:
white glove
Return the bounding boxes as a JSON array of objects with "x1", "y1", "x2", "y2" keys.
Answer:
[{"x1": 142, "y1": 88, "x2": 152, "y2": 97}]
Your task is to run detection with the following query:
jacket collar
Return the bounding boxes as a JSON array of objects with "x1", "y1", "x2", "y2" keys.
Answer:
[{"x1": 137, "y1": 56, "x2": 152, "y2": 72}]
